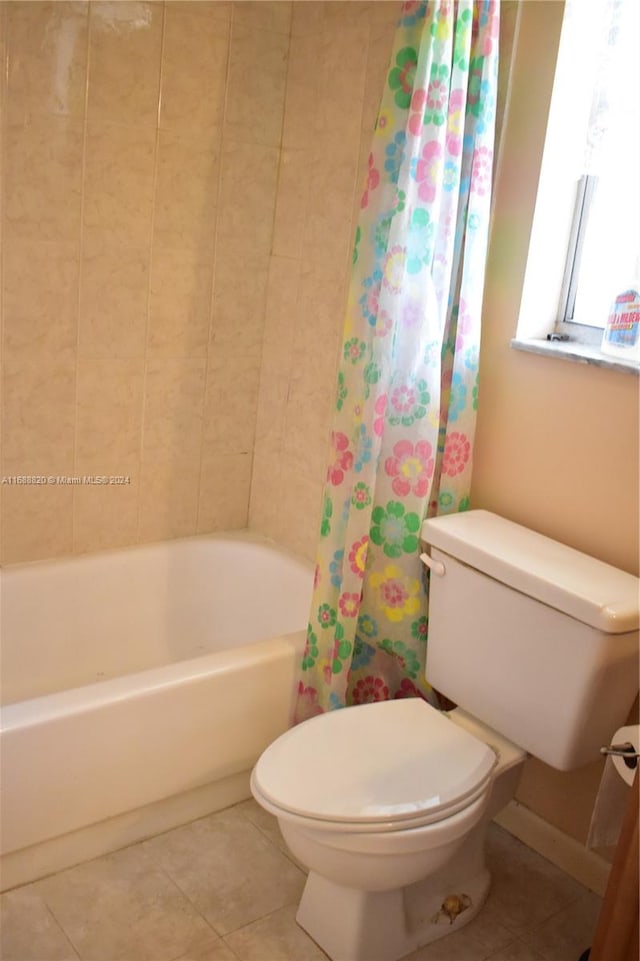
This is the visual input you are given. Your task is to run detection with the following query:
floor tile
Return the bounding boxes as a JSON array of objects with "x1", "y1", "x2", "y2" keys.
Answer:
[
  {"x1": 236, "y1": 798, "x2": 308, "y2": 871},
  {"x1": 0, "y1": 887, "x2": 80, "y2": 961},
  {"x1": 523, "y1": 891, "x2": 601, "y2": 961},
  {"x1": 223, "y1": 904, "x2": 329, "y2": 961},
  {"x1": 142, "y1": 806, "x2": 306, "y2": 936},
  {"x1": 29, "y1": 844, "x2": 213, "y2": 961},
  {"x1": 403, "y1": 923, "x2": 497, "y2": 961},
  {"x1": 174, "y1": 936, "x2": 241, "y2": 961},
  {"x1": 483, "y1": 939, "x2": 546, "y2": 960},
  {"x1": 484, "y1": 825, "x2": 587, "y2": 934}
]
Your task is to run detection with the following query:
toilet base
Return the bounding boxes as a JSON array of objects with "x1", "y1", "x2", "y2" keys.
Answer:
[{"x1": 297, "y1": 866, "x2": 490, "y2": 961}]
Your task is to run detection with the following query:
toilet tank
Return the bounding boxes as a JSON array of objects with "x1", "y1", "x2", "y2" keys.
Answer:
[{"x1": 421, "y1": 511, "x2": 639, "y2": 771}]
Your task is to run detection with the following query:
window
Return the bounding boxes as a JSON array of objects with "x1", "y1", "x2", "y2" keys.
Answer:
[
  {"x1": 559, "y1": 0, "x2": 640, "y2": 330},
  {"x1": 514, "y1": 0, "x2": 640, "y2": 368}
]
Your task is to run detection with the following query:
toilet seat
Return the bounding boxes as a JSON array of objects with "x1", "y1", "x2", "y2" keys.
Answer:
[{"x1": 252, "y1": 699, "x2": 497, "y2": 834}]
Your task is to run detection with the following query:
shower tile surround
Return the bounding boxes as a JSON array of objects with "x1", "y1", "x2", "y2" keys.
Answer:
[
  {"x1": 0, "y1": 800, "x2": 602, "y2": 961},
  {"x1": 0, "y1": 0, "x2": 401, "y2": 564}
]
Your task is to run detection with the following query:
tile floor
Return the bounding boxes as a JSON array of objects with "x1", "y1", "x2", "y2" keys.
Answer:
[{"x1": 1, "y1": 799, "x2": 601, "y2": 961}]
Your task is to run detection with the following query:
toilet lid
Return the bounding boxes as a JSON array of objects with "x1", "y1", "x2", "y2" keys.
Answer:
[{"x1": 253, "y1": 699, "x2": 496, "y2": 826}]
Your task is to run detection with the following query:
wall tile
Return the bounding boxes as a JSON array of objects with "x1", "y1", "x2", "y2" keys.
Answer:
[
  {"x1": 248, "y1": 450, "x2": 283, "y2": 543},
  {"x1": 217, "y1": 140, "x2": 280, "y2": 254},
  {"x1": 138, "y1": 462, "x2": 201, "y2": 542},
  {"x1": 210, "y1": 245, "x2": 269, "y2": 355},
  {"x1": 142, "y1": 359, "x2": 206, "y2": 468},
  {"x1": 303, "y1": 151, "x2": 359, "y2": 269},
  {"x1": 148, "y1": 248, "x2": 213, "y2": 358},
  {"x1": 83, "y1": 122, "x2": 156, "y2": 249},
  {"x1": 4, "y1": 118, "x2": 84, "y2": 242},
  {"x1": 281, "y1": 34, "x2": 322, "y2": 149},
  {"x1": 1, "y1": 481, "x2": 74, "y2": 565},
  {"x1": 202, "y1": 352, "x2": 261, "y2": 455},
  {"x1": 79, "y1": 239, "x2": 149, "y2": 358},
  {"x1": 275, "y1": 464, "x2": 324, "y2": 561},
  {"x1": 6, "y1": 1, "x2": 89, "y2": 125},
  {"x1": 198, "y1": 452, "x2": 252, "y2": 532},
  {"x1": 75, "y1": 359, "x2": 144, "y2": 472},
  {"x1": 271, "y1": 149, "x2": 310, "y2": 258},
  {"x1": 88, "y1": 1, "x2": 162, "y2": 127},
  {"x1": 3, "y1": 240, "x2": 79, "y2": 355},
  {"x1": 73, "y1": 480, "x2": 140, "y2": 554},
  {"x1": 225, "y1": 23, "x2": 289, "y2": 146},
  {"x1": 161, "y1": 6, "x2": 229, "y2": 133},
  {"x1": 232, "y1": 1, "x2": 292, "y2": 35},
  {"x1": 153, "y1": 127, "x2": 221, "y2": 252},
  {"x1": 2, "y1": 354, "x2": 77, "y2": 475},
  {"x1": 165, "y1": 1, "x2": 232, "y2": 21}
]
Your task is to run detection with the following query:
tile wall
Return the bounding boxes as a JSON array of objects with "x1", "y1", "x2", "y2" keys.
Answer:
[
  {"x1": 0, "y1": 0, "x2": 291, "y2": 563},
  {"x1": 249, "y1": 1, "x2": 400, "y2": 560}
]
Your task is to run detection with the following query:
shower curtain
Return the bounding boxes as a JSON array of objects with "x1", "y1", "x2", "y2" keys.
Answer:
[{"x1": 295, "y1": 0, "x2": 500, "y2": 722}]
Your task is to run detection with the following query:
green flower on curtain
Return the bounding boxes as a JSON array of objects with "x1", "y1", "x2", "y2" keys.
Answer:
[
  {"x1": 388, "y1": 46, "x2": 418, "y2": 110},
  {"x1": 468, "y1": 56, "x2": 486, "y2": 117},
  {"x1": 371, "y1": 211, "x2": 393, "y2": 257},
  {"x1": 425, "y1": 63, "x2": 450, "y2": 126},
  {"x1": 430, "y1": 5, "x2": 453, "y2": 43},
  {"x1": 438, "y1": 490, "x2": 455, "y2": 511},
  {"x1": 343, "y1": 337, "x2": 367, "y2": 364},
  {"x1": 370, "y1": 500, "x2": 421, "y2": 558},
  {"x1": 406, "y1": 208, "x2": 434, "y2": 274},
  {"x1": 330, "y1": 623, "x2": 352, "y2": 674},
  {"x1": 410, "y1": 616, "x2": 429, "y2": 643},
  {"x1": 452, "y1": 7, "x2": 473, "y2": 70},
  {"x1": 388, "y1": 377, "x2": 430, "y2": 426},
  {"x1": 363, "y1": 361, "x2": 382, "y2": 399},
  {"x1": 353, "y1": 225, "x2": 362, "y2": 265},
  {"x1": 380, "y1": 639, "x2": 422, "y2": 679},
  {"x1": 318, "y1": 603, "x2": 337, "y2": 630},
  {"x1": 302, "y1": 627, "x2": 319, "y2": 670},
  {"x1": 393, "y1": 188, "x2": 407, "y2": 214},
  {"x1": 459, "y1": 496, "x2": 471, "y2": 512},
  {"x1": 320, "y1": 495, "x2": 333, "y2": 536},
  {"x1": 351, "y1": 481, "x2": 372, "y2": 510},
  {"x1": 336, "y1": 371, "x2": 348, "y2": 411},
  {"x1": 472, "y1": 372, "x2": 479, "y2": 410}
]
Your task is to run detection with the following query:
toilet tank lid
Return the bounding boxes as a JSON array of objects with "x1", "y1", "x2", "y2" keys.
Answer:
[{"x1": 422, "y1": 511, "x2": 639, "y2": 634}]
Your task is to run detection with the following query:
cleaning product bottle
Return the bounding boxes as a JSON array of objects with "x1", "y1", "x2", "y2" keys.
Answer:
[{"x1": 601, "y1": 270, "x2": 640, "y2": 363}]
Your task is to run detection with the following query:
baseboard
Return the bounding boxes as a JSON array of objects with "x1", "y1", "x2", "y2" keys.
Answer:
[
  {"x1": 0, "y1": 771, "x2": 251, "y2": 893},
  {"x1": 494, "y1": 800, "x2": 611, "y2": 897}
]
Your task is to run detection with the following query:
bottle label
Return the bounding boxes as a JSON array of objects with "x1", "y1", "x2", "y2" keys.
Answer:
[{"x1": 604, "y1": 289, "x2": 640, "y2": 348}]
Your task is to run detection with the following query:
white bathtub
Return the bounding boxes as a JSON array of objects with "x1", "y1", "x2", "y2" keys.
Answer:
[{"x1": 0, "y1": 532, "x2": 313, "y2": 891}]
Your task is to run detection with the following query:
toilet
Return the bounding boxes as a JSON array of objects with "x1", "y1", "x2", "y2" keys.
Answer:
[{"x1": 251, "y1": 511, "x2": 639, "y2": 961}]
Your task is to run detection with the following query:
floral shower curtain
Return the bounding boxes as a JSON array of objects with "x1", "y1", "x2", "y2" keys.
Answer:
[{"x1": 295, "y1": 0, "x2": 500, "y2": 722}]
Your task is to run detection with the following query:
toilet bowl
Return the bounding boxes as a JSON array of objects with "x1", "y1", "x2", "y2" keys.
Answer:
[{"x1": 251, "y1": 698, "x2": 526, "y2": 961}]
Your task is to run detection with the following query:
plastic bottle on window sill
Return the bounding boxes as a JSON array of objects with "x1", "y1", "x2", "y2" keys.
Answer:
[{"x1": 601, "y1": 281, "x2": 640, "y2": 362}]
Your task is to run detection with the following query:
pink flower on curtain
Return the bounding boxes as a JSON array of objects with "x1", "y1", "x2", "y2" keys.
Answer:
[
  {"x1": 412, "y1": 140, "x2": 443, "y2": 204},
  {"x1": 339, "y1": 593, "x2": 360, "y2": 618},
  {"x1": 296, "y1": 681, "x2": 323, "y2": 717},
  {"x1": 471, "y1": 145, "x2": 493, "y2": 195},
  {"x1": 442, "y1": 431, "x2": 471, "y2": 476},
  {"x1": 373, "y1": 393, "x2": 387, "y2": 436},
  {"x1": 327, "y1": 432, "x2": 353, "y2": 485},
  {"x1": 385, "y1": 439, "x2": 435, "y2": 497},
  {"x1": 408, "y1": 88, "x2": 427, "y2": 135},
  {"x1": 352, "y1": 675, "x2": 389, "y2": 704},
  {"x1": 455, "y1": 298, "x2": 473, "y2": 348},
  {"x1": 361, "y1": 153, "x2": 381, "y2": 209}
]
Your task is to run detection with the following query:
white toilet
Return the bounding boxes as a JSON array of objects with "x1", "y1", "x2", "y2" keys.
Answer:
[{"x1": 251, "y1": 511, "x2": 639, "y2": 961}]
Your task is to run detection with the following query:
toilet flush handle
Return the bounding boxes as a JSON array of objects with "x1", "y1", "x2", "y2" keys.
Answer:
[{"x1": 419, "y1": 552, "x2": 446, "y2": 577}]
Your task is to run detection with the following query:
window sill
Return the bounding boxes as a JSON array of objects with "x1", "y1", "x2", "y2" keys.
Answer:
[{"x1": 511, "y1": 337, "x2": 640, "y2": 376}]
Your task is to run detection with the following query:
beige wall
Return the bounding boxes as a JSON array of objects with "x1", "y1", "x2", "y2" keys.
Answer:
[
  {"x1": 1, "y1": 0, "x2": 289, "y2": 563},
  {"x1": 249, "y1": 0, "x2": 400, "y2": 559},
  {"x1": 472, "y1": 1, "x2": 640, "y2": 846}
]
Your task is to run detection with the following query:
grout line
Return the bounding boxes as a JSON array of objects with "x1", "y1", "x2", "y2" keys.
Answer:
[
  {"x1": 135, "y1": 0, "x2": 167, "y2": 544},
  {"x1": 69, "y1": 1, "x2": 93, "y2": 556},
  {"x1": 194, "y1": 7, "x2": 233, "y2": 535}
]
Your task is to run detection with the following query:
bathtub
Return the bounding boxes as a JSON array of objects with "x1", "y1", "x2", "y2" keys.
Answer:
[{"x1": 0, "y1": 532, "x2": 313, "y2": 891}]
